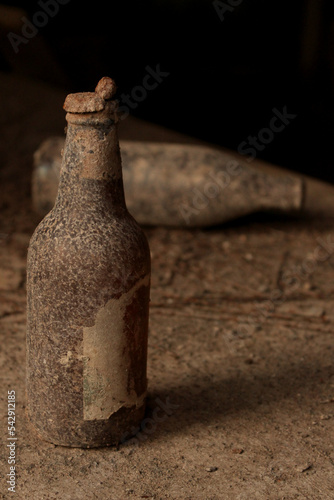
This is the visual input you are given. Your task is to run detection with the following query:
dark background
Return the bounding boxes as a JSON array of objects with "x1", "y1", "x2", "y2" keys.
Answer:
[{"x1": 1, "y1": 0, "x2": 334, "y2": 182}]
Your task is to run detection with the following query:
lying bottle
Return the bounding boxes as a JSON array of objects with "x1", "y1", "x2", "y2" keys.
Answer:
[
  {"x1": 32, "y1": 138, "x2": 304, "y2": 227},
  {"x1": 26, "y1": 77, "x2": 151, "y2": 447}
]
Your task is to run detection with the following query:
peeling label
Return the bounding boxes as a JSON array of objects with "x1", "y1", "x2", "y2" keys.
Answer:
[{"x1": 83, "y1": 274, "x2": 149, "y2": 420}]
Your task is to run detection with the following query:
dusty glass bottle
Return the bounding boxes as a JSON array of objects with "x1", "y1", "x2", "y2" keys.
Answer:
[{"x1": 26, "y1": 77, "x2": 151, "y2": 447}]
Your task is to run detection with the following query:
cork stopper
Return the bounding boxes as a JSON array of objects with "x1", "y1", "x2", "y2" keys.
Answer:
[
  {"x1": 95, "y1": 77, "x2": 117, "y2": 100},
  {"x1": 63, "y1": 77, "x2": 117, "y2": 114}
]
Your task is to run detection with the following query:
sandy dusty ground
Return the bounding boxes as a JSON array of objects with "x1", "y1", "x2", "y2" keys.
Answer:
[{"x1": 0, "y1": 74, "x2": 334, "y2": 499}]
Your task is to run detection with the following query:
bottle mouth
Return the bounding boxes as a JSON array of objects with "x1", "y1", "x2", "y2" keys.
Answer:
[
  {"x1": 65, "y1": 101, "x2": 118, "y2": 127},
  {"x1": 63, "y1": 77, "x2": 118, "y2": 126}
]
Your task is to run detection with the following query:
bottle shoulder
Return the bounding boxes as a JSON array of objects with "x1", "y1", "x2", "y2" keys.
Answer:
[
  {"x1": 28, "y1": 208, "x2": 150, "y2": 268},
  {"x1": 28, "y1": 209, "x2": 150, "y2": 299},
  {"x1": 31, "y1": 206, "x2": 146, "y2": 241}
]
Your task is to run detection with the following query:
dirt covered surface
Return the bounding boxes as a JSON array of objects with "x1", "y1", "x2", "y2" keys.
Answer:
[{"x1": 0, "y1": 73, "x2": 334, "y2": 499}]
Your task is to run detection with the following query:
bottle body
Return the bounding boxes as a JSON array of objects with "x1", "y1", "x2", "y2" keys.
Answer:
[
  {"x1": 26, "y1": 79, "x2": 151, "y2": 447},
  {"x1": 32, "y1": 138, "x2": 305, "y2": 228}
]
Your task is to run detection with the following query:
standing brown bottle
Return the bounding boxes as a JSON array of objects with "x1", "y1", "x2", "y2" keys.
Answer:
[{"x1": 26, "y1": 77, "x2": 151, "y2": 447}]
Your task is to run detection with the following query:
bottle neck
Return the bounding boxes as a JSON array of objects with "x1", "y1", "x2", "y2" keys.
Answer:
[{"x1": 55, "y1": 113, "x2": 126, "y2": 212}]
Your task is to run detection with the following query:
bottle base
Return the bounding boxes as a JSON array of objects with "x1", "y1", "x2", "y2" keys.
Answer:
[{"x1": 26, "y1": 404, "x2": 145, "y2": 448}]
